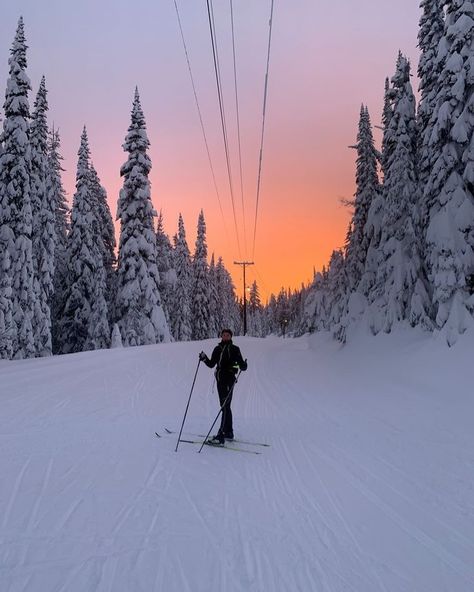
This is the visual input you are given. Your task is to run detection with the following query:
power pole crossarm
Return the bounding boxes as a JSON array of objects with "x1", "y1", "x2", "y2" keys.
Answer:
[{"x1": 234, "y1": 260, "x2": 254, "y2": 335}]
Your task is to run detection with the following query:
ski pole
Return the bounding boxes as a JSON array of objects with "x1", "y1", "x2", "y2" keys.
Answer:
[
  {"x1": 175, "y1": 359, "x2": 201, "y2": 452},
  {"x1": 198, "y1": 370, "x2": 241, "y2": 453}
]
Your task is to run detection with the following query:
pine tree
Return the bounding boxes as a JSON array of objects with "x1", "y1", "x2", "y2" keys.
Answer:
[
  {"x1": 300, "y1": 267, "x2": 331, "y2": 334},
  {"x1": 215, "y1": 256, "x2": 239, "y2": 333},
  {"x1": 265, "y1": 294, "x2": 278, "y2": 334},
  {"x1": 367, "y1": 55, "x2": 432, "y2": 334},
  {"x1": 345, "y1": 105, "x2": 380, "y2": 291},
  {"x1": 156, "y1": 210, "x2": 177, "y2": 325},
  {"x1": 248, "y1": 280, "x2": 264, "y2": 336},
  {"x1": 424, "y1": 0, "x2": 474, "y2": 344},
  {"x1": 0, "y1": 18, "x2": 36, "y2": 359},
  {"x1": 0, "y1": 249, "x2": 13, "y2": 359},
  {"x1": 418, "y1": 0, "x2": 445, "y2": 215},
  {"x1": 115, "y1": 89, "x2": 169, "y2": 345},
  {"x1": 325, "y1": 250, "x2": 347, "y2": 334},
  {"x1": 208, "y1": 253, "x2": 220, "y2": 338},
  {"x1": 191, "y1": 209, "x2": 210, "y2": 340},
  {"x1": 61, "y1": 127, "x2": 109, "y2": 352},
  {"x1": 170, "y1": 213, "x2": 192, "y2": 341},
  {"x1": 30, "y1": 76, "x2": 54, "y2": 356},
  {"x1": 360, "y1": 82, "x2": 395, "y2": 298},
  {"x1": 47, "y1": 128, "x2": 70, "y2": 354},
  {"x1": 381, "y1": 77, "x2": 395, "y2": 179},
  {"x1": 89, "y1": 161, "x2": 116, "y2": 313}
]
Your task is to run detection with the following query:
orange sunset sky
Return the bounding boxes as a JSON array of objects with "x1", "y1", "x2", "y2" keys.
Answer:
[{"x1": 0, "y1": 1, "x2": 421, "y2": 300}]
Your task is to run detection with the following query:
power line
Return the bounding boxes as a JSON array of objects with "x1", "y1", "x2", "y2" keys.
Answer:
[
  {"x1": 172, "y1": 0, "x2": 231, "y2": 250},
  {"x1": 230, "y1": 0, "x2": 247, "y2": 258},
  {"x1": 206, "y1": 0, "x2": 242, "y2": 258},
  {"x1": 251, "y1": 0, "x2": 275, "y2": 259}
]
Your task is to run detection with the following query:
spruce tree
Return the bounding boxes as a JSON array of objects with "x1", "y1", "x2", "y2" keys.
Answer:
[
  {"x1": 47, "y1": 128, "x2": 70, "y2": 354},
  {"x1": 368, "y1": 55, "x2": 432, "y2": 334},
  {"x1": 89, "y1": 161, "x2": 116, "y2": 313},
  {"x1": 360, "y1": 82, "x2": 395, "y2": 298},
  {"x1": 191, "y1": 209, "x2": 210, "y2": 340},
  {"x1": 171, "y1": 213, "x2": 192, "y2": 341},
  {"x1": 115, "y1": 89, "x2": 169, "y2": 345},
  {"x1": 381, "y1": 77, "x2": 395, "y2": 179},
  {"x1": 248, "y1": 280, "x2": 264, "y2": 336},
  {"x1": 30, "y1": 76, "x2": 54, "y2": 356},
  {"x1": 418, "y1": 0, "x2": 445, "y2": 218},
  {"x1": 345, "y1": 105, "x2": 380, "y2": 291},
  {"x1": 156, "y1": 210, "x2": 177, "y2": 325},
  {"x1": 425, "y1": 0, "x2": 474, "y2": 344},
  {"x1": 208, "y1": 253, "x2": 220, "y2": 338},
  {"x1": 0, "y1": 249, "x2": 13, "y2": 359},
  {"x1": 0, "y1": 18, "x2": 36, "y2": 359},
  {"x1": 61, "y1": 127, "x2": 109, "y2": 352},
  {"x1": 215, "y1": 257, "x2": 241, "y2": 335},
  {"x1": 326, "y1": 250, "x2": 347, "y2": 335}
]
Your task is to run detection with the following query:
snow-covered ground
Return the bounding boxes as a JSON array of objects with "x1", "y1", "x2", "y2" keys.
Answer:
[{"x1": 1, "y1": 330, "x2": 473, "y2": 591}]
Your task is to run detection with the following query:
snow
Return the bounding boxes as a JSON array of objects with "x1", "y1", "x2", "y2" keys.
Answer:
[{"x1": 1, "y1": 331, "x2": 474, "y2": 591}]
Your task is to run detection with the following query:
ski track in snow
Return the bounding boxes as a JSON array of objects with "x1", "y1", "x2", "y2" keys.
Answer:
[{"x1": 1, "y1": 333, "x2": 474, "y2": 591}]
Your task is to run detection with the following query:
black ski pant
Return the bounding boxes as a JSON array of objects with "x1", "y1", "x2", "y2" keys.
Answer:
[{"x1": 217, "y1": 374, "x2": 236, "y2": 435}]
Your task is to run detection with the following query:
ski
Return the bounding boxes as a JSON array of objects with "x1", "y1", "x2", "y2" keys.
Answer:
[
  {"x1": 194, "y1": 439, "x2": 262, "y2": 455},
  {"x1": 163, "y1": 427, "x2": 270, "y2": 448},
  {"x1": 155, "y1": 432, "x2": 261, "y2": 455}
]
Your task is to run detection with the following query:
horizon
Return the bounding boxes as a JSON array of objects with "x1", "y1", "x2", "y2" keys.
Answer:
[{"x1": 0, "y1": 1, "x2": 420, "y2": 300}]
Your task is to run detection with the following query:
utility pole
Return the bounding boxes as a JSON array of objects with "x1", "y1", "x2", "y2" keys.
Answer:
[{"x1": 234, "y1": 260, "x2": 254, "y2": 335}]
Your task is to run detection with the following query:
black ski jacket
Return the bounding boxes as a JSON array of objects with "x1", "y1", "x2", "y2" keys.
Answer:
[{"x1": 204, "y1": 340, "x2": 247, "y2": 381}]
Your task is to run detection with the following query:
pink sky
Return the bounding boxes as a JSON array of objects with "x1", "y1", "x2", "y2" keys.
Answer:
[{"x1": 0, "y1": 1, "x2": 421, "y2": 300}]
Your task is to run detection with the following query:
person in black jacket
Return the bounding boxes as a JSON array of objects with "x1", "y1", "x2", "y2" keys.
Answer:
[{"x1": 199, "y1": 328, "x2": 247, "y2": 444}]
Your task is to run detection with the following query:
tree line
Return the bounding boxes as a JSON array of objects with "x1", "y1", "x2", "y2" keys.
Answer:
[
  {"x1": 273, "y1": 1, "x2": 474, "y2": 346},
  {"x1": 0, "y1": 18, "x2": 248, "y2": 360}
]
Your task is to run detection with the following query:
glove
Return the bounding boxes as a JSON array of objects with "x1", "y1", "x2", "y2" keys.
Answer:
[
  {"x1": 241, "y1": 359, "x2": 248, "y2": 371},
  {"x1": 199, "y1": 351, "x2": 208, "y2": 362}
]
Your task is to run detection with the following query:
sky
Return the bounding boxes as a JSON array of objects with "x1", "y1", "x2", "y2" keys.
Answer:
[{"x1": 0, "y1": 1, "x2": 421, "y2": 301}]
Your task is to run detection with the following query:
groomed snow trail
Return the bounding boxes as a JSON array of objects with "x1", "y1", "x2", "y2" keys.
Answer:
[{"x1": 1, "y1": 332, "x2": 473, "y2": 591}]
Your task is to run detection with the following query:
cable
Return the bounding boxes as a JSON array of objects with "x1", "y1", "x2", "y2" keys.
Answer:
[
  {"x1": 230, "y1": 0, "x2": 247, "y2": 258},
  {"x1": 206, "y1": 0, "x2": 242, "y2": 258},
  {"x1": 251, "y1": 0, "x2": 275, "y2": 259},
  {"x1": 172, "y1": 0, "x2": 231, "y2": 250}
]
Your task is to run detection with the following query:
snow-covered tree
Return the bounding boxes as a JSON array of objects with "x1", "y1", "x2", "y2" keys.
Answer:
[
  {"x1": 424, "y1": 0, "x2": 474, "y2": 344},
  {"x1": 325, "y1": 250, "x2": 347, "y2": 336},
  {"x1": 345, "y1": 105, "x2": 380, "y2": 291},
  {"x1": 115, "y1": 88, "x2": 169, "y2": 346},
  {"x1": 265, "y1": 294, "x2": 278, "y2": 334},
  {"x1": 0, "y1": 249, "x2": 13, "y2": 359},
  {"x1": 156, "y1": 210, "x2": 176, "y2": 325},
  {"x1": 248, "y1": 280, "x2": 265, "y2": 336},
  {"x1": 380, "y1": 77, "x2": 395, "y2": 179},
  {"x1": 111, "y1": 323, "x2": 123, "y2": 348},
  {"x1": 208, "y1": 253, "x2": 220, "y2": 338},
  {"x1": 368, "y1": 55, "x2": 432, "y2": 334},
  {"x1": 89, "y1": 161, "x2": 116, "y2": 312},
  {"x1": 359, "y1": 83, "x2": 394, "y2": 298},
  {"x1": 299, "y1": 268, "x2": 329, "y2": 334},
  {"x1": 47, "y1": 128, "x2": 70, "y2": 354},
  {"x1": 191, "y1": 209, "x2": 210, "y2": 340},
  {"x1": 30, "y1": 76, "x2": 54, "y2": 356},
  {"x1": 170, "y1": 213, "x2": 192, "y2": 341},
  {"x1": 215, "y1": 256, "x2": 240, "y2": 334},
  {"x1": 61, "y1": 127, "x2": 109, "y2": 352},
  {"x1": 0, "y1": 17, "x2": 36, "y2": 359},
  {"x1": 418, "y1": 0, "x2": 446, "y2": 221}
]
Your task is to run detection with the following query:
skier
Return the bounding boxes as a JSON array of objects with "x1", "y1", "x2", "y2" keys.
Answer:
[{"x1": 199, "y1": 328, "x2": 247, "y2": 445}]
